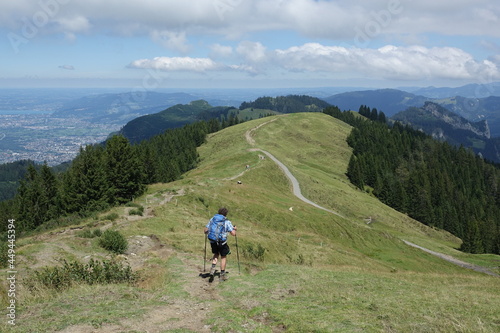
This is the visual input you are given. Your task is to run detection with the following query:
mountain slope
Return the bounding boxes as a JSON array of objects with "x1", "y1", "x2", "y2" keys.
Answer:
[
  {"x1": 323, "y1": 88, "x2": 428, "y2": 116},
  {"x1": 119, "y1": 100, "x2": 218, "y2": 143},
  {"x1": 436, "y1": 96, "x2": 500, "y2": 137},
  {"x1": 392, "y1": 102, "x2": 500, "y2": 163},
  {"x1": 5, "y1": 113, "x2": 499, "y2": 332},
  {"x1": 324, "y1": 89, "x2": 500, "y2": 139},
  {"x1": 406, "y1": 81, "x2": 500, "y2": 98},
  {"x1": 119, "y1": 95, "x2": 329, "y2": 143},
  {"x1": 52, "y1": 91, "x2": 199, "y2": 124}
]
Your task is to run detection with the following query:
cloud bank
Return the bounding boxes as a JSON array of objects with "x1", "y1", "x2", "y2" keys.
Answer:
[
  {"x1": 2, "y1": 0, "x2": 499, "y2": 40},
  {"x1": 130, "y1": 43, "x2": 500, "y2": 81}
]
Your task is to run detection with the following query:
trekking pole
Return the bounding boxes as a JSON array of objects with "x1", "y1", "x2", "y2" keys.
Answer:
[
  {"x1": 204, "y1": 234, "x2": 207, "y2": 272},
  {"x1": 235, "y1": 232, "x2": 241, "y2": 275}
]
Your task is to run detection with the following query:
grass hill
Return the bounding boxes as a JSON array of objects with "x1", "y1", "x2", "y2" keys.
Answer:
[{"x1": 2, "y1": 113, "x2": 499, "y2": 332}]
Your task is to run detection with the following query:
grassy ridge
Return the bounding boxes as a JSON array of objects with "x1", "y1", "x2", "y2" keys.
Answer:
[{"x1": 2, "y1": 113, "x2": 499, "y2": 332}]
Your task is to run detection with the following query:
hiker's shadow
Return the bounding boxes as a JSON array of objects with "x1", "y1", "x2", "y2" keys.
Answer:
[{"x1": 199, "y1": 271, "x2": 221, "y2": 283}]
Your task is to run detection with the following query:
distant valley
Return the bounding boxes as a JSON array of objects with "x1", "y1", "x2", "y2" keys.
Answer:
[{"x1": 2, "y1": 83, "x2": 500, "y2": 166}]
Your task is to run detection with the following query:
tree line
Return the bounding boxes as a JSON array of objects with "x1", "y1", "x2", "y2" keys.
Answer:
[
  {"x1": 239, "y1": 95, "x2": 330, "y2": 113},
  {"x1": 0, "y1": 116, "x2": 241, "y2": 236},
  {"x1": 324, "y1": 105, "x2": 500, "y2": 254}
]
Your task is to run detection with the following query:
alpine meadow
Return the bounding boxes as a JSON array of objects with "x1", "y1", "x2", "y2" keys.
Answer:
[{"x1": 1, "y1": 112, "x2": 499, "y2": 332}]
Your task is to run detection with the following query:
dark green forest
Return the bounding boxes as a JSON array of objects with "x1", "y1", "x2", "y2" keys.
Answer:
[
  {"x1": 0, "y1": 116, "x2": 240, "y2": 238},
  {"x1": 324, "y1": 106, "x2": 500, "y2": 254},
  {"x1": 239, "y1": 95, "x2": 330, "y2": 113},
  {"x1": 0, "y1": 160, "x2": 39, "y2": 201}
]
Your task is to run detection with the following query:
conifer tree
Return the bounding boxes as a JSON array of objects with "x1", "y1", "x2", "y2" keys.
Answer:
[
  {"x1": 461, "y1": 220, "x2": 484, "y2": 254},
  {"x1": 346, "y1": 155, "x2": 364, "y2": 189},
  {"x1": 61, "y1": 145, "x2": 109, "y2": 213},
  {"x1": 105, "y1": 135, "x2": 144, "y2": 204},
  {"x1": 16, "y1": 164, "x2": 43, "y2": 230},
  {"x1": 39, "y1": 163, "x2": 59, "y2": 220}
]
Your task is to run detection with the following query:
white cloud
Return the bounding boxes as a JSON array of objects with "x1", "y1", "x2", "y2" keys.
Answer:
[
  {"x1": 272, "y1": 43, "x2": 500, "y2": 81},
  {"x1": 1, "y1": 0, "x2": 499, "y2": 40},
  {"x1": 129, "y1": 57, "x2": 222, "y2": 72},
  {"x1": 58, "y1": 65, "x2": 75, "y2": 70},
  {"x1": 55, "y1": 15, "x2": 91, "y2": 33},
  {"x1": 236, "y1": 41, "x2": 267, "y2": 64},
  {"x1": 210, "y1": 44, "x2": 233, "y2": 58},
  {"x1": 150, "y1": 30, "x2": 190, "y2": 54},
  {"x1": 128, "y1": 44, "x2": 500, "y2": 82},
  {"x1": 128, "y1": 56, "x2": 259, "y2": 75}
]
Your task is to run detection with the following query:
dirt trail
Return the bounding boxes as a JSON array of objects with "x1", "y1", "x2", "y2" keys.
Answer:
[
  {"x1": 245, "y1": 116, "x2": 498, "y2": 278},
  {"x1": 403, "y1": 240, "x2": 499, "y2": 277},
  {"x1": 245, "y1": 117, "x2": 344, "y2": 217},
  {"x1": 56, "y1": 251, "x2": 220, "y2": 333},
  {"x1": 25, "y1": 185, "x2": 223, "y2": 333}
]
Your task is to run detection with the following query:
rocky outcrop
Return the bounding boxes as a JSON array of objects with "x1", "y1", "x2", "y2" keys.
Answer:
[{"x1": 422, "y1": 102, "x2": 490, "y2": 139}]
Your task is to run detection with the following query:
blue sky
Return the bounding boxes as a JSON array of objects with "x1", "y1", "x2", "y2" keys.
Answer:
[{"x1": 1, "y1": 0, "x2": 499, "y2": 89}]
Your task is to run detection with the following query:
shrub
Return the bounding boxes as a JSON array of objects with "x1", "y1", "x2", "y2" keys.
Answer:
[
  {"x1": 129, "y1": 205, "x2": 144, "y2": 216},
  {"x1": 99, "y1": 229, "x2": 128, "y2": 254},
  {"x1": 76, "y1": 228, "x2": 102, "y2": 239},
  {"x1": 243, "y1": 243, "x2": 266, "y2": 261},
  {"x1": 128, "y1": 206, "x2": 144, "y2": 216},
  {"x1": 76, "y1": 229, "x2": 94, "y2": 238},
  {"x1": 102, "y1": 212, "x2": 119, "y2": 221},
  {"x1": 24, "y1": 258, "x2": 138, "y2": 292}
]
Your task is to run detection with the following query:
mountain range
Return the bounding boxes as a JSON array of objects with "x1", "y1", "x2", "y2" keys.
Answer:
[
  {"x1": 51, "y1": 91, "x2": 242, "y2": 125},
  {"x1": 391, "y1": 102, "x2": 500, "y2": 163},
  {"x1": 118, "y1": 95, "x2": 330, "y2": 143},
  {"x1": 323, "y1": 88, "x2": 500, "y2": 138},
  {"x1": 112, "y1": 93, "x2": 500, "y2": 163}
]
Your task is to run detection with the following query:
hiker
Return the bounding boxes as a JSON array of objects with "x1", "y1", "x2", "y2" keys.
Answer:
[{"x1": 204, "y1": 207, "x2": 237, "y2": 281}]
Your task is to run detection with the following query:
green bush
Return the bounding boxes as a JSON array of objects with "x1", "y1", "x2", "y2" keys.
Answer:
[
  {"x1": 76, "y1": 229, "x2": 94, "y2": 238},
  {"x1": 99, "y1": 229, "x2": 128, "y2": 254},
  {"x1": 25, "y1": 258, "x2": 138, "y2": 292},
  {"x1": 243, "y1": 243, "x2": 266, "y2": 261},
  {"x1": 127, "y1": 202, "x2": 142, "y2": 208},
  {"x1": 76, "y1": 228, "x2": 103, "y2": 239},
  {"x1": 102, "y1": 212, "x2": 119, "y2": 221},
  {"x1": 129, "y1": 205, "x2": 144, "y2": 216}
]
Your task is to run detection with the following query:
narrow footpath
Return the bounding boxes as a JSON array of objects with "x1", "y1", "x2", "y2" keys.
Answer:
[{"x1": 244, "y1": 116, "x2": 499, "y2": 278}]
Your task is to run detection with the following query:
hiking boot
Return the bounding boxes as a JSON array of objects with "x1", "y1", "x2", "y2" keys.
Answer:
[
  {"x1": 209, "y1": 266, "x2": 216, "y2": 276},
  {"x1": 220, "y1": 272, "x2": 228, "y2": 281}
]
